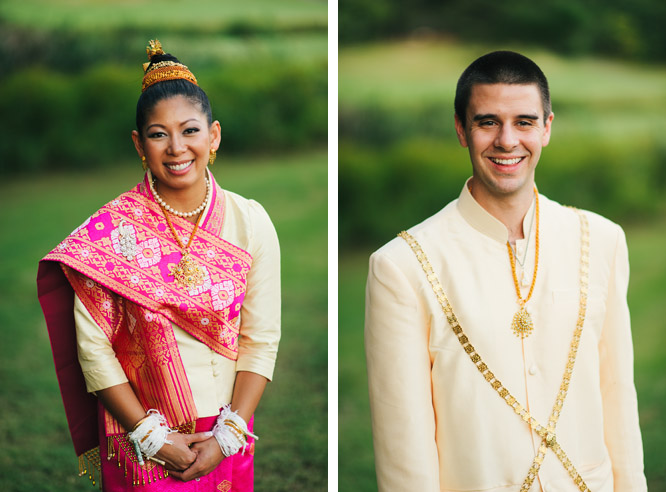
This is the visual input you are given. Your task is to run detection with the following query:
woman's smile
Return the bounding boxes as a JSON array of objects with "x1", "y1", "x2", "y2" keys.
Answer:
[{"x1": 164, "y1": 159, "x2": 194, "y2": 174}]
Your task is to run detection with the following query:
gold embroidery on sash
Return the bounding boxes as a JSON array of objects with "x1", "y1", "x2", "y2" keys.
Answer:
[{"x1": 399, "y1": 208, "x2": 590, "y2": 491}]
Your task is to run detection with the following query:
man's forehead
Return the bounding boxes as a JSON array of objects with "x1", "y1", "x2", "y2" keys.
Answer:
[{"x1": 467, "y1": 83, "x2": 543, "y2": 115}]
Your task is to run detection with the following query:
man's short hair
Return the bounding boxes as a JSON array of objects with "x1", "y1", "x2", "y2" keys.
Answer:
[{"x1": 454, "y1": 51, "x2": 551, "y2": 128}]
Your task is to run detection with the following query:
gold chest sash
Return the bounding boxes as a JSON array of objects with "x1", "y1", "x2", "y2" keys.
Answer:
[{"x1": 399, "y1": 208, "x2": 590, "y2": 492}]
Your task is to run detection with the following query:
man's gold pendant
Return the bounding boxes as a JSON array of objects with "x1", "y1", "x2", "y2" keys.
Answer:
[
  {"x1": 170, "y1": 251, "x2": 205, "y2": 289},
  {"x1": 512, "y1": 306, "x2": 534, "y2": 339}
]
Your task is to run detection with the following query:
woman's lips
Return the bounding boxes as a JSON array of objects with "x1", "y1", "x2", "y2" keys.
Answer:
[{"x1": 164, "y1": 160, "x2": 193, "y2": 174}]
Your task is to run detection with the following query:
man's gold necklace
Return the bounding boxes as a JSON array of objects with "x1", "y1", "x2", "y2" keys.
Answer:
[
  {"x1": 507, "y1": 188, "x2": 539, "y2": 339},
  {"x1": 161, "y1": 206, "x2": 205, "y2": 290}
]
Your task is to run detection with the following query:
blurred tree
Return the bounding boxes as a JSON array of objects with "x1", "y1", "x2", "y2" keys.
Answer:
[{"x1": 339, "y1": 0, "x2": 666, "y2": 62}]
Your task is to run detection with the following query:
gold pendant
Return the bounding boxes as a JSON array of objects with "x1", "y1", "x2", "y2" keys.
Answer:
[
  {"x1": 169, "y1": 251, "x2": 205, "y2": 289},
  {"x1": 512, "y1": 306, "x2": 534, "y2": 339}
]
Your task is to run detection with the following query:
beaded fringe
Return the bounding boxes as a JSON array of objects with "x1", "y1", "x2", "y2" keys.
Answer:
[
  {"x1": 77, "y1": 421, "x2": 195, "y2": 488},
  {"x1": 106, "y1": 434, "x2": 170, "y2": 486},
  {"x1": 78, "y1": 447, "x2": 102, "y2": 489},
  {"x1": 76, "y1": 437, "x2": 170, "y2": 489}
]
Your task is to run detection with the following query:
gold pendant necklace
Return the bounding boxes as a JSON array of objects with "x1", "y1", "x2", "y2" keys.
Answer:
[
  {"x1": 169, "y1": 250, "x2": 205, "y2": 289},
  {"x1": 161, "y1": 205, "x2": 205, "y2": 290},
  {"x1": 511, "y1": 303, "x2": 534, "y2": 338},
  {"x1": 507, "y1": 188, "x2": 539, "y2": 339}
]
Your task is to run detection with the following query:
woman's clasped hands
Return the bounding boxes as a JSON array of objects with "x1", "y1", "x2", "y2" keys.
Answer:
[{"x1": 156, "y1": 432, "x2": 225, "y2": 482}]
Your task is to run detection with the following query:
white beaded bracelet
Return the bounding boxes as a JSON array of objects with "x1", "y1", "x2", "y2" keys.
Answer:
[
  {"x1": 127, "y1": 409, "x2": 174, "y2": 465},
  {"x1": 212, "y1": 405, "x2": 258, "y2": 457}
]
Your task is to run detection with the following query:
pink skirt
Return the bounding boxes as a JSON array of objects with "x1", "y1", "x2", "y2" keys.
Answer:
[{"x1": 98, "y1": 410, "x2": 254, "y2": 492}]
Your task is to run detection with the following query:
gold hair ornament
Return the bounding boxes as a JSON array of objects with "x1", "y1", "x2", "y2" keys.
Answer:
[
  {"x1": 146, "y1": 39, "x2": 164, "y2": 59},
  {"x1": 141, "y1": 39, "x2": 198, "y2": 92}
]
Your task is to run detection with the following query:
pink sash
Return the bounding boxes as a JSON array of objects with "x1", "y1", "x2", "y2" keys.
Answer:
[{"x1": 37, "y1": 174, "x2": 254, "y2": 488}]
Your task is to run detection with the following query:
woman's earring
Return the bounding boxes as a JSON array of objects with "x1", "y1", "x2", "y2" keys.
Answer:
[
  {"x1": 208, "y1": 149, "x2": 216, "y2": 166},
  {"x1": 141, "y1": 156, "x2": 147, "y2": 171}
]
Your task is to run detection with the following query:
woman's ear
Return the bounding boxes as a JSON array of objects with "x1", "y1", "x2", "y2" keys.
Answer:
[
  {"x1": 209, "y1": 121, "x2": 222, "y2": 151},
  {"x1": 131, "y1": 130, "x2": 144, "y2": 157}
]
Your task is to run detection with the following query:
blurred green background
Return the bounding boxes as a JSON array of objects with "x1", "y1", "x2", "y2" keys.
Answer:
[
  {"x1": 0, "y1": 1, "x2": 327, "y2": 491},
  {"x1": 338, "y1": 1, "x2": 666, "y2": 491}
]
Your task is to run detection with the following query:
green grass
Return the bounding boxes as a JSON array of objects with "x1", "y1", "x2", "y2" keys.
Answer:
[
  {"x1": 339, "y1": 218, "x2": 666, "y2": 491},
  {"x1": 339, "y1": 39, "x2": 666, "y2": 106},
  {"x1": 0, "y1": 0, "x2": 328, "y2": 32},
  {"x1": 0, "y1": 151, "x2": 327, "y2": 492},
  {"x1": 154, "y1": 33, "x2": 329, "y2": 65}
]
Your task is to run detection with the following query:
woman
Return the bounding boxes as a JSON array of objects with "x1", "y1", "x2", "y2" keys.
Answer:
[{"x1": 37, "y1": 40, "x2": 280, "y2": 491}]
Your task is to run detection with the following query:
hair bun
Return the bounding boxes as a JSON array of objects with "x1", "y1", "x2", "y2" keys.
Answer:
[{"x1": 140, "y1": 39, "x2": 198, "y2": 92}]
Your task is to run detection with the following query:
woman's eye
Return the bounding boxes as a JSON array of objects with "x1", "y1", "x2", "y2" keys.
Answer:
[
  {"x1": 148, "y1": 132, "x2": 165, "y2": 138},
  {"x1": 184, "y1": 127, "x2": 200, "y2": 134}
]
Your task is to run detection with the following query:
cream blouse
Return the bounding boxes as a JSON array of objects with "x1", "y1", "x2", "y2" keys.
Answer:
[
  {"x1": 365, "y1": 182, "x2": 646, "y2": 492},
  {"x1": 74, "y1": 187, "x2": 281, "y2": 418}
]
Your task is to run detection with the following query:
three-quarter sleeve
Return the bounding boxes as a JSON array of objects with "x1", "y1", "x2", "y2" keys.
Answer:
[
  {"x1": 235, "y1": 200, "x2": 281, "y2": 381},
  {"x1": 365, "y1": 250, "x2": 440, "y2": 492},
  {"x1": 74, "y1": 293, "x2": 128, "y2": 393},
  {"x1": 598, "y1": 225, "x2": 647, "y2": 490}
]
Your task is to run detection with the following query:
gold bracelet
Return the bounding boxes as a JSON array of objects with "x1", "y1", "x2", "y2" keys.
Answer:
[
  {"x1": 131, "y1": 415, "x2": 150, "y2": 433},
  {"x1": 148, "y1": 456, "x2": 166, "y2": 466},
  {"x1": 224, "y1": 420, "x2": 245, "y2": 439}
]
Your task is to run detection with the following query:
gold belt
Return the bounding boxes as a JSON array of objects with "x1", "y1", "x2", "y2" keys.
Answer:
[{"x1": 399, "y1": 208, "x2": 590, "y2": 491}]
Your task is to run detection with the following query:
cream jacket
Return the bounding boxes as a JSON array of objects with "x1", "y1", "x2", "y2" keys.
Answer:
[
  {"x1": 75, "y1": 188, "x2": 281, "y2": 418},
  {"x1": 365, "y1": 183, "x2": 646, "y2": 492}
]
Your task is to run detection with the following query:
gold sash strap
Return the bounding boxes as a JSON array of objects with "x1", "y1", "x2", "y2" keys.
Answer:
[{"x1": 398, "y1": 208, "x2": 590, "y2": 491}]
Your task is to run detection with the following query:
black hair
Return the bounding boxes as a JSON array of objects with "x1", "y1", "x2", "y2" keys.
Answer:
[
  {"x1": 135, "y1": 53, "x2": 212, "y2": 135},
  {"x1": 454, "y1": 51, "x2": 551, "y2": 128}
]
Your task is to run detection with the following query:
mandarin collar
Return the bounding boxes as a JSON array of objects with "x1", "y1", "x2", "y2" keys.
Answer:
[{"x1": 456, "y1": 178, "x2": 537, "y2": 244}]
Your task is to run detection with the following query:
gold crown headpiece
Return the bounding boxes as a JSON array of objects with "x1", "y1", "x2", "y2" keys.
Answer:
[{"x1": 141, "y1": 39, "x2": 198, "y2": 92}]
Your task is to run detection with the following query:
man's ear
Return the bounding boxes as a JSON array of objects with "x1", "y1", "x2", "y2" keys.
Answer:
[
  {"x1": 541, "y1": 112, "x2": 554, "y2": 147},
  {"x1": 454, "y1": 114, "x2": 468, "y2": 148}
]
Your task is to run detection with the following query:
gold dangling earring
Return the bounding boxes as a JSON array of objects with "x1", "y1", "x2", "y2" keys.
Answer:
[
  {"x1": 141, "y1": 156, "x2": 147, "y2": 171},
  {"x1": 208, "y1": 149, "x2": 216, "y2": 166}
]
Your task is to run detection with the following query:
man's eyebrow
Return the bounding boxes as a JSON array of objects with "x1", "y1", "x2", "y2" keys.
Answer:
[
  {"x1": 472, "y1": 113, "x2": 496, "y2": 121},
  {"x1": 472, "y1": 113, "x2": 540, "y2": 121}
]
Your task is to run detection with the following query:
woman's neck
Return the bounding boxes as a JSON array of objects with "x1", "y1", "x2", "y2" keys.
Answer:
[{"x1": 151, "y1": 173, "x2": 209, "y2": 224}]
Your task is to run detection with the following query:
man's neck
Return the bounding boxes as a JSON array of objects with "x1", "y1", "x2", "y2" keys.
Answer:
[{"x1": 470, "y1": 183, "x2": 534, "y2": 244}]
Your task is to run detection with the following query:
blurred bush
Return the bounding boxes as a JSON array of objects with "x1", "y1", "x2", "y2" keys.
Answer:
[{"x1": 339, "y1": 137, "x2": 469, "y2": 246}]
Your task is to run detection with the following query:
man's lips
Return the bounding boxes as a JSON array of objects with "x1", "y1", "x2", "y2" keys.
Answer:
[{"x1": 488, "y1": 157, "x2": 524, "y2": 165}]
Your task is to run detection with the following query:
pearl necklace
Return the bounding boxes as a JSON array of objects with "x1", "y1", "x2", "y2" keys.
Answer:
[{"x1": 147, "y1": 170, "x2": 211, "y2": 218}]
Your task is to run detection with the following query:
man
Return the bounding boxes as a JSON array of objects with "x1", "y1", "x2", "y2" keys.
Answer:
[{"x1": 364, "y1": 51, "x2": 647, "y2": 491}]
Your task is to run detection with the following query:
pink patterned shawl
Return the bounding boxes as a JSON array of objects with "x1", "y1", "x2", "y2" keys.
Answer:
[{"x1": 37, "y1": 173, "x2": 254, "y2": 487}]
